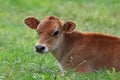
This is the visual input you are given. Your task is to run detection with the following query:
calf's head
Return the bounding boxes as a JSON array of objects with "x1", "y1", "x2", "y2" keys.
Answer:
[{"x1": 24, "y1": 16, "x2": 76, "y2": 53}]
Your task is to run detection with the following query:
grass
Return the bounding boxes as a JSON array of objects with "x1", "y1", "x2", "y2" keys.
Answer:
[{"x1": 0, "y1": 0, "x2": 120, "y2": 80}]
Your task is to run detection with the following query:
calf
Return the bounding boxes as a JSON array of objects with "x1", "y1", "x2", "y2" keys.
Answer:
[{"x1": 24, "y1": 16, "x2": 120, "y2": 73}]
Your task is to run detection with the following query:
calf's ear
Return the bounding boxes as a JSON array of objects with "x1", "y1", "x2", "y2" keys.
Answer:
[
  {"x1": 24, "y1": 17, "x2": 40, "y2": 29},
  {"x1": 63, "y1": 21, "x2": 76, "y2": 33}
]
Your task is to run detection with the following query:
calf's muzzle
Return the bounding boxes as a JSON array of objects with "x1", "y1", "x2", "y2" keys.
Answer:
[{"x1": 35, "y1": 45, "x2": 46, "y2": 53}]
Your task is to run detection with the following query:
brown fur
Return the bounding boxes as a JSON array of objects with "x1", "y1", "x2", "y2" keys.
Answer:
[{"x1": 24, "y1": 16, "x2": 120, "y2": 73}]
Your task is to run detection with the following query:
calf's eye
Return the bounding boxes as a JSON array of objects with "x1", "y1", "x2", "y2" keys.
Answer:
[{"x1": 52, "y1": 30, "x2": 59, "y2": 36}]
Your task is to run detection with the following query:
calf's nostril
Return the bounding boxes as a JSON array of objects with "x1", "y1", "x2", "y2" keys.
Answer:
[
  {"x1": 40, "y1": 46, "x2": 45, "y2": 50},
  {"x1": 35, "y1": 46, "x2": 39, "y2": 49}
]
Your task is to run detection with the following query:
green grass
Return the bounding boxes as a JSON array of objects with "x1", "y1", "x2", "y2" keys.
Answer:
[{"x1": 0, "y1": 0, "x2": 120, "y2": 80}]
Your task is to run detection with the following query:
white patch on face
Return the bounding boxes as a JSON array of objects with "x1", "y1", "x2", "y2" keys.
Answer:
[
  {"x1": 42, "y1": 44, "x2": 49, "y2": 53},
  {"x1": 52, "y1": 34, "x2": 63, "y2": 51}
]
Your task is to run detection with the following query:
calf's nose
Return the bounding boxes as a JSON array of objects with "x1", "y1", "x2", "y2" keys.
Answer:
[{"x1": 35, "y1": 45, "x2": 45, "y2": 53}]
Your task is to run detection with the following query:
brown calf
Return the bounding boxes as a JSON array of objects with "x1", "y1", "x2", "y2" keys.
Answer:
[{"x1": 24, "y1": 16, "x2": 120, "y2": 73}]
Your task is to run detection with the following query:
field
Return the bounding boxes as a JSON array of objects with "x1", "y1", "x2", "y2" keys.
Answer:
[{"x1": 0, "y1": 0, "x2": 120, "y2": 80}]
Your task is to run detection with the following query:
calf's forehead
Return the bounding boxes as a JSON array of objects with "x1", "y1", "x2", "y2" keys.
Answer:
[{"x1": 37, "y1": 16, "x2": 61, "y2": 32}]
